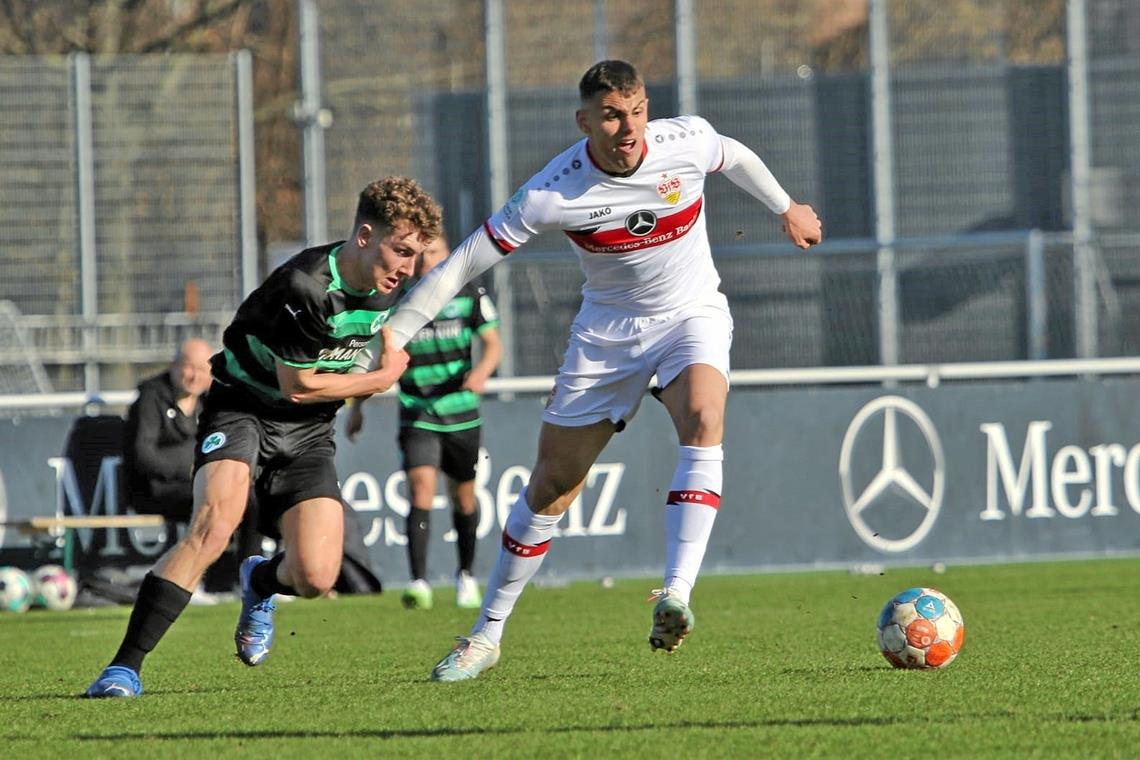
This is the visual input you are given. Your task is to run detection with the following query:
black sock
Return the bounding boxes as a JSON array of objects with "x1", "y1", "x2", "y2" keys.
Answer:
[
  {"x1": 407, "y1": 508, "x2": 431, "y2": 581},
  {"x1": 453, "y1": 509, "x2": 478, "y2": 574},
  {"x1": 110, "y1": 572, "x2": 192, "y2": 673},
  {"x1": 250, "y1": 553, "x2": 297, "y2": 597}
]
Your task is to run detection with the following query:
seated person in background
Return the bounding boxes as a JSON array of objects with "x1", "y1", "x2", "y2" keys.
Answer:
[
  {"x1": 123, "y1": 337, "x2": 259, "y2": 602},
  {"x1": 123, "y1": 338, "x2": 213, "y2": 526}
]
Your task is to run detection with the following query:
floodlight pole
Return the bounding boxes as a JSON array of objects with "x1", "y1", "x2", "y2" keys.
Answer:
[
  {"x1": 869, "y1": 0, "x2": 899, "y2": 368},
  {"x1": 234, "y1": 50, "x2": 258, "y2": 297},
  {"x1": 71, "y1": 52, "x2": 99, "y2": 394},
  {"x1": 485, "y1": 0, "x2": 514, "y2": 377},
  {"x1": 593, "y1": 0, "x2": 608, "y2": 62},
  {"x1": 675, "y1": 0, "x2": 697, "y2": 115},
  {"x1": 1067, "y1": 0, "x2": 1097, "y2": 358},
  {"x1": 298, "y1": 0, "x2": 328, "y2": 248}
]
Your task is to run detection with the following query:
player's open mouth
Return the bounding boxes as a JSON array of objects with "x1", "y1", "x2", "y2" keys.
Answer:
[{"x1": 616, "y1": 139, "x2": 637, "y2": 154}]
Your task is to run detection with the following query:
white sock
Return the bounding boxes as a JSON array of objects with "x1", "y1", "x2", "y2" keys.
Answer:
[
  {"x1": 663, "y1": 444, "x2": 723, "y2": 605},
  {"x1": 471, "y1": 488, "x2": 562, "y2": 644}
]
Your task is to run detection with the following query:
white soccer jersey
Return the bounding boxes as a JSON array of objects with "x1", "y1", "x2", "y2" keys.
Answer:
[{"x1": 485, "y1": 115, "x2": 727, "y2": 315}]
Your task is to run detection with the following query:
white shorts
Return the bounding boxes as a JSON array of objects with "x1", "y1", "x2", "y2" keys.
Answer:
[{"x1": 543, "y1": 292, "x2": 733, "y2": 429}]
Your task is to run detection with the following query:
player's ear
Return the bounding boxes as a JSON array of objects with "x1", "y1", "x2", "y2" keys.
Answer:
[
  {"x1": 575, "y1": 108, "x2": 589, "y2": 136},
  {"x1": 354, "y1": 222, "x2": 373, "y2": 248}
]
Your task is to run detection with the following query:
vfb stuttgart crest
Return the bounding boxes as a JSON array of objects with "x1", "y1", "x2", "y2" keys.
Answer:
[{"x1": 656, "y1": 175, "x2": 682, "y2": 205}]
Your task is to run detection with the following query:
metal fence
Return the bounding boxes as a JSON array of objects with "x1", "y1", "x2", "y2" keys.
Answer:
[
  {"x1": 303, "y1": 0, "x2": 1140, "y2": 378},
  {"x1": 0, "y1": 52, "x2": 255, "y2": 393},
  {"x1": 2, "y1": 1, "x2": 1138, "y2": 400}
]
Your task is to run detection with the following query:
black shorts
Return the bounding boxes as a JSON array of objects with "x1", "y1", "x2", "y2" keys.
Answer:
[
  {"x1": 195, "y1": 386, "x2": 341, "y2": 539},
  {"x1": 398, "y1": 425, "x2": 481, "y2": 483}
]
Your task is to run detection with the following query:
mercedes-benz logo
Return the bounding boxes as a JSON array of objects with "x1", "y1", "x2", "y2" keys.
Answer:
[
  {"x1": 838, "y1": 396, "x2": 944, "y2": 553},
  {"x1": 625, "y1": 210, "x2": 657, "y2": 236}
]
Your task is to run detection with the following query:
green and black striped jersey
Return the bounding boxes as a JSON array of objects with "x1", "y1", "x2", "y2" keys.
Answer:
[
  {"x1": 399, "y1": 282, "x2": 498, "y2": 432},
  {"x1": 212, "y1": 242, "x2": 401, "y2": 418}
]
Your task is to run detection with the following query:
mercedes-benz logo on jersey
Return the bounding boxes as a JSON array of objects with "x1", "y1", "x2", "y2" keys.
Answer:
[
  {"x1": 838, "y1": 396, "x2": 945, "y2": 553},
  {"x1": 625, "y1": 210, "x2": 657, "y2": 237}
]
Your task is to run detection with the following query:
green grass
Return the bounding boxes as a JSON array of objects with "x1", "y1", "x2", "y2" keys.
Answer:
[{"x1": 4, "y1": 558, "x2": 1140, "y2": 758}]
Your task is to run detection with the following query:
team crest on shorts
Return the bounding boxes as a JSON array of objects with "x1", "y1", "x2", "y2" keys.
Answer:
[
  {"x1": 201, "y1": 432, "x2": 227, "y2": 454},
  {"x1": 657, "y1": 174, "x2": 682, "y2": 205}
]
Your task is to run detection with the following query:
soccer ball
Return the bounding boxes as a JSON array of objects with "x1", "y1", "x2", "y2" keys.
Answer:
[
  {"x1": 32, "y1": 564, "x2": 78, "y2": 611},
  {"x1": 877, "y1": 586, "x2": 965, "y2": 669},
  {"x1": 0, "y1": 566, "x2": 33, "y2": 613}
]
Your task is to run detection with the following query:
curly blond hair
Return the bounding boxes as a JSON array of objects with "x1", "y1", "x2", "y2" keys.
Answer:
[{"x1": 355, "y1": 176, "x2": 443, "y2": 241}]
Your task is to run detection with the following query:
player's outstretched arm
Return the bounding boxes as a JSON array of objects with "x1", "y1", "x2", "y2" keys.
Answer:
[
  {"x1": 278, "y1": 326, "x2": 409, "y2": 404},
  {"x1": 386, "y1": 227, "x2": 507, "y2": 349},
  {"x1": 717, "y1": 135, "x2": 822, "y2": 249}
]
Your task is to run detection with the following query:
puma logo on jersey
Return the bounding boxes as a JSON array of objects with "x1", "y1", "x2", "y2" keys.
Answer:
[{"x1": 284, "y1": 303, "x2": 303, "y2": 320}]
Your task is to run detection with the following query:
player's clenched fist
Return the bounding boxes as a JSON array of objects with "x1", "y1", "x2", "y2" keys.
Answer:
[{"x1": 781, "y1": 202, "x2": 822, "y2": 249}]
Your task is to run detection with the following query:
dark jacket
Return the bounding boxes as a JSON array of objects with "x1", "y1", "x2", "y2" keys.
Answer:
[{"x1": 122, "y1": 372, "x2": 202, "y2": 518}]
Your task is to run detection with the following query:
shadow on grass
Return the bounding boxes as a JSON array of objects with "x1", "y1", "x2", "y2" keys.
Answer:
[
  {"x1": 47, "y1": 710, "x2": 1140, "y2": 742},
  {"x1": 4, "y1": 679, "x2": 345, "y2": 702},
  {"x1": 4, "y1": 611, "x2": 131, "y2": 625}
]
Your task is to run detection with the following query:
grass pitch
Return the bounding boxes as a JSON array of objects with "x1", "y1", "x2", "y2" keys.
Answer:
[{"x1": 4, "y1": 557, "x2": 1140, "y2": 758}]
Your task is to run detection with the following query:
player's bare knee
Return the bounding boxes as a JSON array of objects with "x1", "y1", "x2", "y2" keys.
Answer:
[
  {"x1": 528, "y1": 469, "x2": 583, "y2": 511},
  {"x1": 183, "y1": 513, "x2": 237, "y2": 560},
  {"x1": 681, "y1": 405, "x2": 724, "y2": 444}
]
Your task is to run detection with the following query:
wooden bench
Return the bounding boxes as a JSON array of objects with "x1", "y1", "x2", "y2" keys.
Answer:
[{"x1": 2, "y1": 514, "x2": 167, "y2": 571}]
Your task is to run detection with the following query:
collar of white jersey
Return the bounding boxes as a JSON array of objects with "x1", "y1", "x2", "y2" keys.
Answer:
[{"x1": 584, "y1": 139, "x2": 649, "y2": 178}]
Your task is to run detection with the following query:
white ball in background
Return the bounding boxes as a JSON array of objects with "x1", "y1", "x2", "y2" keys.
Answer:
[
  {"x1": 0, "y1": 566, "x2": 33, "y2": 613},
  {"x1": 32, "y1": 564, "x2": 78, "y2": 611}
]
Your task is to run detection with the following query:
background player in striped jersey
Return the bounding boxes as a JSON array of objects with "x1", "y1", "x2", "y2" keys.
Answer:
[
  {"x1": 384, "y1": 60, "x2": 822, "y2": 681},
  {"x1": 346, "y1": 235, "x2": 501, "y2": 611},
  {"x1": 84, "y1": 177, "x2": 441, "y2": 698}
]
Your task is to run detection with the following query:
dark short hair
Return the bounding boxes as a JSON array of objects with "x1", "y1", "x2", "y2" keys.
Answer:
[
  {"x1": 579, "y1": 60, "x2": 644, "y2": 102},
  {"x1": 355, "y1": 176, "x2": 443, "y2": 241}
]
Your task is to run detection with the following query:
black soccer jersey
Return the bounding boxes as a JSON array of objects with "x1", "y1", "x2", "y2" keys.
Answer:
[
  {"x1": 398, "y1": 282, "x2": 498, "y2": 432},
  {"x1": 212, "y1": 242, "x2": 402, "y2": 417}
]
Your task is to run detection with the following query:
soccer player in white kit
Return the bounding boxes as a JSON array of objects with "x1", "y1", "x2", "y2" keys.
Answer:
[{"x1": 385, "y1": 60, "x2": 822, "y2": 681}]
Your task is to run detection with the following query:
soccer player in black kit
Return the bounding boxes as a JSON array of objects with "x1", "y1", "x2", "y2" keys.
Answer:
[{"x1": 85, "y1": 177, "x2": 443, "y2": 697}]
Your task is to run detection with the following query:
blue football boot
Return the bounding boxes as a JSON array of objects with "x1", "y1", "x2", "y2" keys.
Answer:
[
  {"x1": 84, "y1": 665, "x2": 142, "y2": 698},
  {"x1": 235, "y1": 556, "x2": 277, "y2": 666}
]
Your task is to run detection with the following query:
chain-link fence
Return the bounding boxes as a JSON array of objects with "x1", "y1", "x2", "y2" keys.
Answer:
[
  {"x1": 3, "y1": 1, "x2": 1139, "y2": 396},
  {"x1": 310, "y1": 0, "x2": 1140, "y2": 376},
  {"x1": 0, "y1": 52, "x2": 253, "y2": 393}
]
